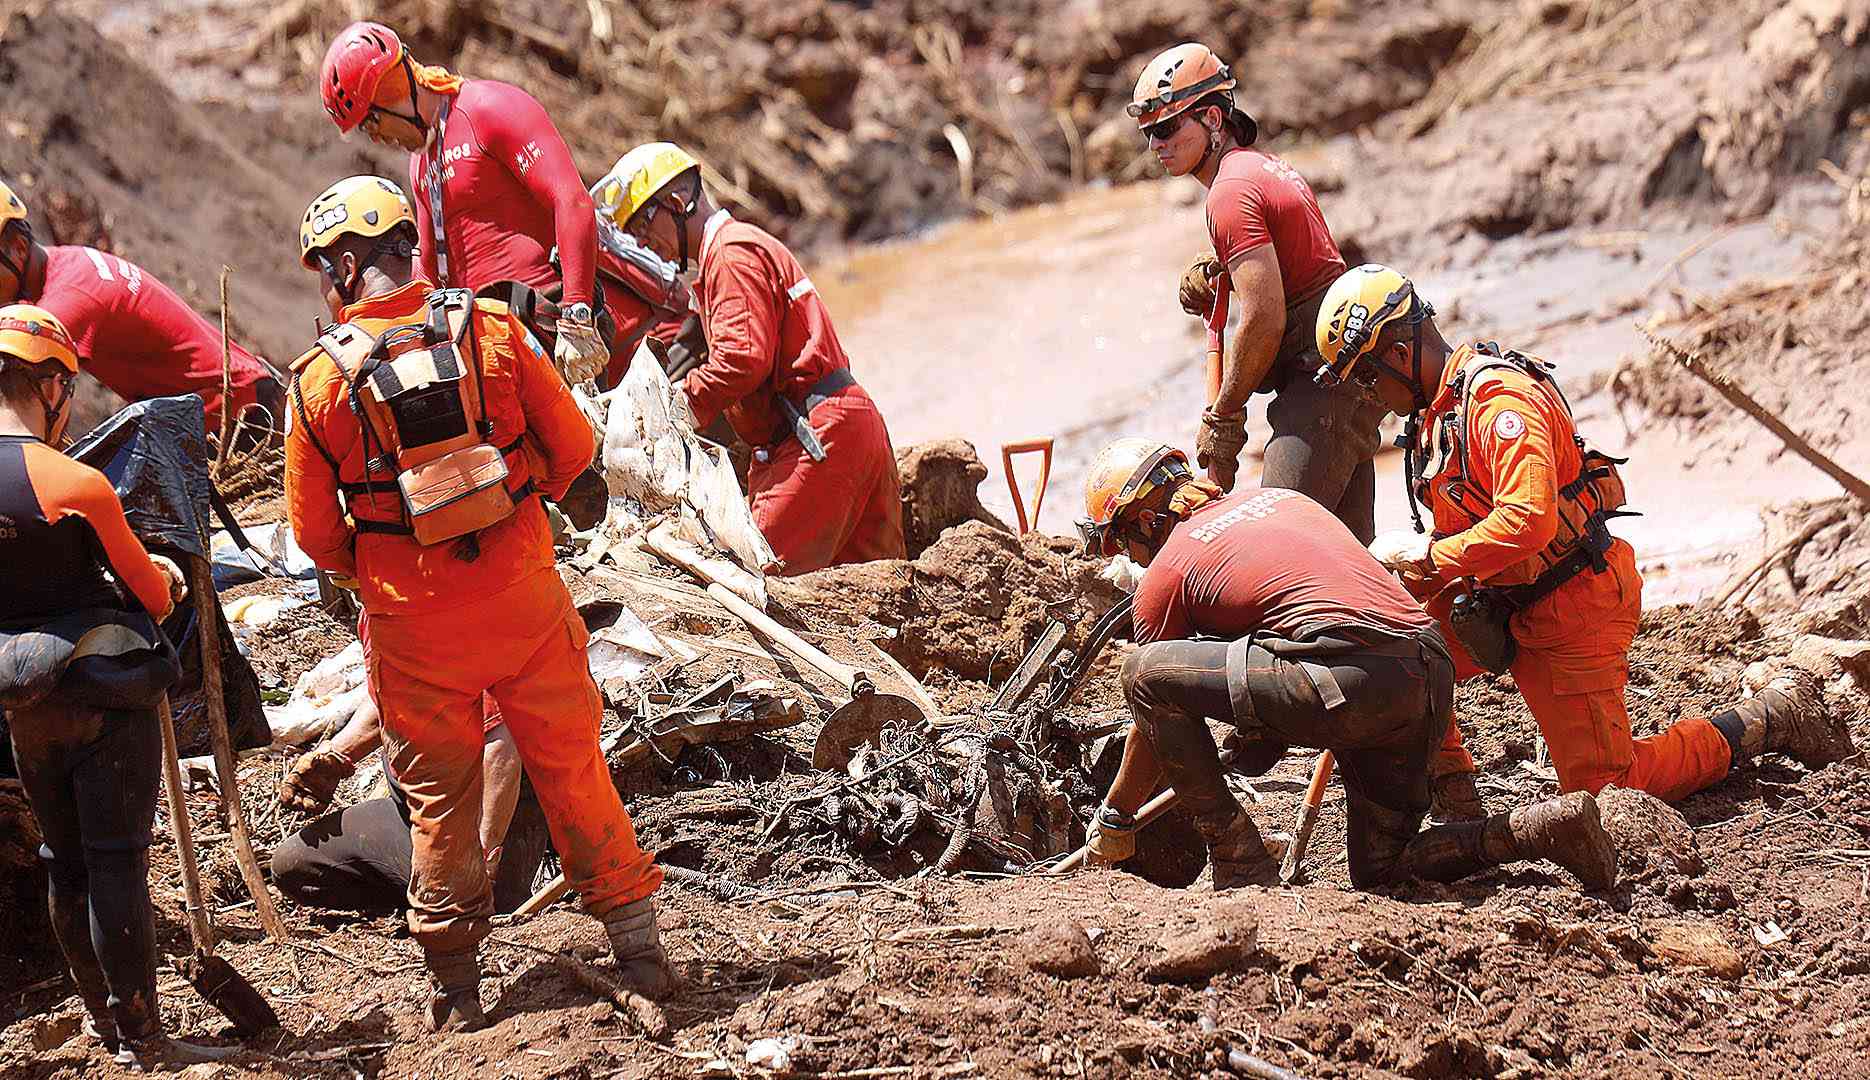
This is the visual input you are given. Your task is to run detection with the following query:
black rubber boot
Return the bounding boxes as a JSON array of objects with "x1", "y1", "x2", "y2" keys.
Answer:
[
  {"x1": 421, "y1": 948, "x2": 488, "y2": 1033},
  {"x1": 1195, "y1": 809, "x2": 1280, "y2": 890},
  {"x1": 1740, "y1": 670, "x2": 1854, "y2": 768},
  {"x1": 1496, "y1": 791, "x2": 1618, "y2": 891},
  {"x1": 603, "y1": 897, "x2": 676, "y2": 999}
]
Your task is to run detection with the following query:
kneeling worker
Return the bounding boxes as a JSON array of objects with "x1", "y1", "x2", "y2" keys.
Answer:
[
  {"x1": 1311, "y1": 265, "x2": 1851, "y2": 818},
  {"x1": 285, "y1": 176, "x2": 668, "y2": 1032},
  {"x1": 592, "y1": 144, "x2": 905, "y2": 575},
  {"x1": 1079, "y1": 439, "x2": 1617, "y2": 891}
]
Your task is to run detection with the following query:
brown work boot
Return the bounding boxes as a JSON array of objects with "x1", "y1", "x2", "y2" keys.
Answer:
[
  {"x1": 113, "y1": 1035, "x2": 240, "y2": 1072},
  {"x1": 1429, "y1": 770, "x2": 1486, "y2": 822},
  {"x1": 421, "y1": 949, "x2": 488, "y2": 1033},
  {"x1": 603, "y1": 898, "x2": 676, "y2": 999},
  {"x1": 1494, "y1": 791, "x2": 1617, "y2": 890},
  {"x1": 1197, "y1": 809, "x2": 1280, "y2": 890},
  {"x1": 1741, "y1": 670, "x2": 1854, "y2": 768}
]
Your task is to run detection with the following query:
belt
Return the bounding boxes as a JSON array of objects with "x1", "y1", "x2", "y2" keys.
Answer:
[
  {"x1": 770, "y1": 368, "x2": 858, "y2": 463},
  {"x1": 1488, "y1": 514, "x2": 1618, "y2": 611}
]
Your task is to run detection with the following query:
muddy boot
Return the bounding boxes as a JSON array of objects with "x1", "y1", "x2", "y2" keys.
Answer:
[
  {"x1": 1429, "y1": 770, "x2": 1486, "y2": 822},
  {"x1": 603, "y1": 897, "x2": 676, "y2": 999},
  {"x1": 1491, "y1": 791, "x2": 1618, "y2": 890},
  {"x1": 1730, "y1": 670, "x2": 1854, "y2": 768},
  {"x1": 421, "y1": 949, "x2": 488, "y2": 1033},
  {"x1": 113, "y1": 1035, "x2": 240, "y2": 1072},
  {"x1": 1196, "y1": 809, "x2": 1279, "y2": 890}
]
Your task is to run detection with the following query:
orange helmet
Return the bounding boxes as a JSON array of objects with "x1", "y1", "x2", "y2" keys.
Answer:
[
  {"x1": 1130, "y1": 44, "x2": 1238, "y2": 131},
  {"x1": 1078, "y1": 438, "x2": 1193, "y2": 556},
  {"x1": 0, "y1": 303, "x2": 79, "y2": 375}
]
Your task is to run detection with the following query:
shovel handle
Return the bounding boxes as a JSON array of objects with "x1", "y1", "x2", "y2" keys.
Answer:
[
  {"x1": 1279, "y1": 750, "x2": 1336, "y2": 883},
  {"x1": 515, "y1": 871, "x2": 571, "y2": 918},
  {"x1": 1000, "y1": 438, "x2": 1053, "y2": 535},
  {"x1": 157, "y1": 694, "x2": 216, "y2": 953}
]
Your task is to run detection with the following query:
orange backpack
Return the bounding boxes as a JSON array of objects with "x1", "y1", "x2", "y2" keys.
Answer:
[{"x1": 296, "y1": 289, "x2": 531, "y2": 547}]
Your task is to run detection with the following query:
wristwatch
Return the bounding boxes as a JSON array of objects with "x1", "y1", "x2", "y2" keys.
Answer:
[{"x1": 561, "y1": 302, "x2": 594, "y2": 325}]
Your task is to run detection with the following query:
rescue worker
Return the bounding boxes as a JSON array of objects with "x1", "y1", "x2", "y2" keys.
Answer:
[
  {"x1": 1077, "y1": 438, "x2": 1618, "y2": 891},
  {"x1": 285, "y1": 176, "x2": 669, "y2": 1032},
  {"x1": 272, "y1": 694, "x2": 549, "y2": 916},
  {"x1": 592, "y1": 143, "x2": 905, "y2": 575},
  {"x1": 0, "y1": 305, "x2": 232, "y2": 1069},
  {"x1": 318, "y1": 22, "x2": 611, "y2": 384},
  {"x1": 1130, "y1": 44, "x2": 1385, "y2": 541},
  {"x1": 1312, "y1": 264, "x2": 1853, "y2": 818},
  {"x1": 0, "y1": 179, "x2": 280, "y2": 435}
]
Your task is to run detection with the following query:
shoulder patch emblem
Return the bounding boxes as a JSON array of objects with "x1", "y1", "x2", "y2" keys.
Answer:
[{"x1": 1493, "y1": 410, "x2": 1526, "y2": 440}]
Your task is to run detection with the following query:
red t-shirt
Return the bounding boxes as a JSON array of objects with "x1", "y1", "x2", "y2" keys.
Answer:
[
  {"x1": 1133, "y1": 487, "x2": 1430, "y2": 644},
  {"x1": 410, "y1": 79, "x2": 598, "y2": 307},
  {"x1": 1205, "y1": 148, "x2": 1345, "y2": 302},
  {"x1": 687, "y1": 211, "x2": 853, "y2": 447},
  {"x1": 37, "y1": 246, "x2": 271, "y2": 425}
]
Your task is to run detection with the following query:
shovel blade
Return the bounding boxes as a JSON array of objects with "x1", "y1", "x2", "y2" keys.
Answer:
[
  {"x1": 812, "y1": 693, "x2": 926, "y2": 771},
  {"x1": 179, "y1": 953, "x2": 278, "y2": 1036}
]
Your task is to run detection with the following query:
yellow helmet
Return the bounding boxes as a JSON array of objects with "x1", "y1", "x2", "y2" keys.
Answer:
[
  {"x1": 0, "y1": 178, "x2": 26, "y2": 233},
  {"x1": 0, "y1": 304, "x2": 79, "y2": 375},
  {"x1": 592, "y1": 142, "x2": 701, "y2": 230},
  {"x1": 1078, "y1": 438, "x2": 1192, "y2": 556},
  {"x1": 1314, "y1": 263, "x2": 1432, "y2": 387},
  {"x1": 299, "y1": 175, "x2": 415, "y2": 269}
]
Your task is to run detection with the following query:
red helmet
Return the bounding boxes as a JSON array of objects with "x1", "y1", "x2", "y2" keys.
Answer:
[{"x1": 320, "y1": 22, "x2": 406, "y2": 133}]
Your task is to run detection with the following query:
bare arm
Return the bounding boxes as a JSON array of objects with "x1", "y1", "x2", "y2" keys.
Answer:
[
  {"x1": 1213, "y1": 245, "x2": 1286, "y2": 415},
  {"x1": 478, "y1": 726, "x2": 523, "y2": 865},
  {"x1": 326, "y1": 695, "x2": 384, "y2": 766}
]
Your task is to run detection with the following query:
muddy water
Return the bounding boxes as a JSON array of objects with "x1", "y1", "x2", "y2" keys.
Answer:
[{"x1": 817, "y1": 177, "x2": 1850, "y2": 603}]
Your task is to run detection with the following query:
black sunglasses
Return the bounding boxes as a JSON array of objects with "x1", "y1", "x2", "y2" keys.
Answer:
[{"x1": 1140, "y1": 114, "x2": 1187, "y2": 143}]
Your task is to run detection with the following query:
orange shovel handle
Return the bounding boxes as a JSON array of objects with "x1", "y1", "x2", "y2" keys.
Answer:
[{"x1": 1001, "y1": 438, "x2": 1054, "y2": 534}]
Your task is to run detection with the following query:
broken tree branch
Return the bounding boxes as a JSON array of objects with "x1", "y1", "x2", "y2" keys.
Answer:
[
  {"x1": 1712, "y1": 502, "x2": 1850, "y2": 607},
  {"x1": 1642, "y1": 328, "x2": 1870, "y2": 506}
]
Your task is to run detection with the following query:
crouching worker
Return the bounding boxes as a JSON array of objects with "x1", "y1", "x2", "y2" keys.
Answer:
[
  {"x1": 272, "y1": 693, "x2": 548, "y2": 916},
  {"x1": 592, "y1": 144, "x2": 905, "y2": 574},
  {"x1": 286, "y1": 176, "x2": 669, "y2": 1032},
  {"x1": 0, "y1": 306, "x2": 232, "y2": 1069},
  {"x1": 1311, "y1": 265, "x2": 1852, "y2": 819},
  {"x1": 1078, "y1": 438, "x2": 1618, "y2": 891}
]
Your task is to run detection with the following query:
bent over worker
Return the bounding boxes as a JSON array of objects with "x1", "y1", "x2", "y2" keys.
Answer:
[
  {"x1": 1078, "y1": 439, "x2": 1618, "y2": 892},
  {"x1": 285, "y1": 176, "x2": 669, "y2": 1032},
  {"x1": 593, "y1": 143, "x2": 905, "y2": 575},
  {"x1": 0, "y1": 179, "x2": 280, "y2": 435},
  {"x1": 319, "y1": 22, "x2": 610, "y2": 383},
  {"x1": 0, "y1": 306, "x2": 233, "y2": 1070},
  {"x1": 1128, "y1": 44, "x2": 1384, "y2": 540},
  {"x1": 1313, "y1": 265, "x2": 1852, "y2": 819}
]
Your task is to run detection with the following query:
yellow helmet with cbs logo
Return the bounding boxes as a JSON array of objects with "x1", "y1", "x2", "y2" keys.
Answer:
[
  {"x1": 299, "y1": 175, "x2": 415, "y2": 270},
  {"x1": 1314, "y1": 264, "x2": 1433, "y2": 388}
]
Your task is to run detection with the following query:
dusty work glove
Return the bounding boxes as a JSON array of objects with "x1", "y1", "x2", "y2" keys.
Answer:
[
  {"x1": 148, "y1": 554, "x2": 189, "y2": 606},
  {"x1": 1086, "y1": 804, "x2": 1139, "y2": 864},
  {"x1": 1368, "y1": 529, "x2": 1437, "y2": 593},
  {"x1": 1179, "y1": 255, "x2": 1223, "y2": 317},
  {"x1": 1098, "y1": 555, "x2": 1145, "y2": 593},
  {"x1": 1194, "y1": 408, "x2": 1249, "y2": 492},
  {"x1": 278, "y1": 747, "x2": 356, "y2": 815},
  {"x1": 553, "y1": 303, "x2": 610, "y2": 385}
]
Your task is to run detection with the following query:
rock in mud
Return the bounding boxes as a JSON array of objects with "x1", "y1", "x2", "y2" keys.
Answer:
[
  {"x1": 1143, "y1": 900, "x2": 1259, "y2": 983},
  {"x1": 1596, "y1": 785, "x2": 1703, "y2": 883},
  {"x1": 895, "y1": 439, "x2": 1010, "y2": 558},
  {"x1": 1647, "y1": 922, "x2": 1746, "y2": 980},
  {"x1": 1020, "y1": 918, "x2": 1099, "y2": 978}
]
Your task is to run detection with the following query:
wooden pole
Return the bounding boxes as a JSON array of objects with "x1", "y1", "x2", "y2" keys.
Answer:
[
  {"x1": 1643, "y1": 329, "x2": 1870, "y2": 506},
  {"x1": 1046, "y1": 786, "x2": 1181, "y2": 875},
  {"x1": 186, "y1": 553, "x2": 289, "y2": 941},
  {"x1": 157, "y1": 694, "x2": 216, "y2": 952},
  {"x1": 215, "y1": 265, "x2": 235, "y2": 469}
]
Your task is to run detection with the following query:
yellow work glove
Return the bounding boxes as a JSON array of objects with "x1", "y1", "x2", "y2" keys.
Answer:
[
  {"x1": 1179, "y1": 256, "x2": 1223, "y2": 317},
  {"x1": 1086, "y1": 804, "x2": 1139, "y2": 864},
  {"x1": 553, "y1": 303, "x2": 610, "y2": 385},
  {"x1": 1194, "y1": 408, "x2": 1249, "y2": 492}
]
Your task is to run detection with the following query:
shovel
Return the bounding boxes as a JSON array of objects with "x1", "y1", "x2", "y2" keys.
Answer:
[
  {"x1": 1278, "y1": 750, "x2": 1335, "y2": 885},
  {"x1": 646, "y1": 533, "x2": 927, "y2": 770},
  {"x1": 156, "y1": 694, "x2": 279, "y2": 1035}
]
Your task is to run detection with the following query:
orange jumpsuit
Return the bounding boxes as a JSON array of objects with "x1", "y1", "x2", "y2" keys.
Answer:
[
  {"x1": 285, "y1": 281, "x2": 660, "y2": 952},
  {"x1": 1409, "y1": 345, "x2": 1732, "y2": 802},
  {"x1": 689, "y1": 209, "x2": 905, "y2": 575}
]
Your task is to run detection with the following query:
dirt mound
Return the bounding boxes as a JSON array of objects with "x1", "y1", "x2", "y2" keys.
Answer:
[
  {"x1": 895, "y1": 438, "x2": 1010, "y2": 558},
  {"x1": 774, "y1": 520, "x2": 1125, "y2": 682},
  {"x1": 1334, "y1": 0, "x2": 1870, "y2": 262}
]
